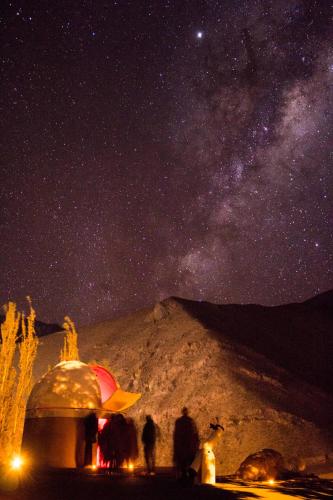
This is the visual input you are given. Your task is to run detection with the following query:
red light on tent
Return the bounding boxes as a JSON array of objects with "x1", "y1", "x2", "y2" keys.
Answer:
[{"x1": 90, "y1": 365, "x2": 118, "y2": 402}]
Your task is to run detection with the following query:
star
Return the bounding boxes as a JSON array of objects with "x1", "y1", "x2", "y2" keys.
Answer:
[{"x1": 0, "y1": 0, "x2": 331, "y2": 325}]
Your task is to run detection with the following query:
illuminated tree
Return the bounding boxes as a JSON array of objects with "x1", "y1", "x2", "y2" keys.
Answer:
[
  {"x1": 0, "y1": 302, "x2": 20, "y2": 463},
  {"x1": 60, "y1": 316, "x2": 79, "y2": 361},
  {"x1": 0, "y1": 299, "x2": 39, "y2": 464},
  {"x1": 11, "y1": 298, "x2": 39, "y2": 454}
]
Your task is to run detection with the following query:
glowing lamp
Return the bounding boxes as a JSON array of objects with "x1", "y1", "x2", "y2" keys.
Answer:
[
  {"x1": 10, "y1": 456, "x2": 23, "y2": 470},
  {"x1": 91, "y1": 465, "x2": 97, "y2": 471},
  {"x1": 268, "y1": 479, "x2": 275, "y2": 485},
  {"x1": 127, "y1": 462, "x2": 134, "y2": 472}
]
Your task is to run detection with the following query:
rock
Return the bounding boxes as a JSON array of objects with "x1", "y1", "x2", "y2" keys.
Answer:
[
  {"x1": 235, "y1": 448, "x2": 285, "y2": 480},
  {"x1": 144, "y1": 302, "x2": 170, "y2": 322},
  {"x1": 152, "y1": 302, "x2": 169, "y2": 321},
  {"x1": 285, "y1": 456, "x2": 306, "y2": 473}
]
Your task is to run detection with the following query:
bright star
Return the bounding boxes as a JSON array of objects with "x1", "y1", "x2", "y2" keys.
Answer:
[{"x1": 197, "y1": 31, "x2": 203, "y2": 39}]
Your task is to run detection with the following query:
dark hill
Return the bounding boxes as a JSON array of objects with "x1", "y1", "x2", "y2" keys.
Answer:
[
  {"x1": 0, "y1": 315, "x2": 61, "y2": 338},
  {"x1": 173, "y1": 290, "x2": 333, "y2": 393}
]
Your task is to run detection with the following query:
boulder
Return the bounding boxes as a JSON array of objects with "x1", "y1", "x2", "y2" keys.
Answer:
[{"x1": 236, "y1": 448, "x2": 285, "y2": 480}]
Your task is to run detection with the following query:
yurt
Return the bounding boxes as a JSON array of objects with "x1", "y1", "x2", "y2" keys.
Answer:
[{"x1": 22, "y1": 361, "x2": 140, "y2": 468}]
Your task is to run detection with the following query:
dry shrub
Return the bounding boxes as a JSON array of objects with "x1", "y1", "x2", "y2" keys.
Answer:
[
  {"x1": 60, "y1": 316, "x2": 79, "y2": 361},
  {"x1": 0, "y1": 299, "x2": 38, "y2": 464}
]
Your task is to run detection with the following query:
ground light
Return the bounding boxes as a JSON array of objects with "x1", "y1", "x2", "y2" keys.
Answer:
[
  {"x1": 0, "y1": 454, "x2": 25, "y2": 492},
  {"x1": 10, "y1": 456, "x2": 23, "y2": 471}
]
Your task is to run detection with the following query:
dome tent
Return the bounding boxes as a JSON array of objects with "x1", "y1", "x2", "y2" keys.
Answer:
[
  {"x1": 27, "y1": 361, "x2": 102, "y2": 416},
  {"x1": 22, "y1": 361, "x2": 140, "y2": 468}
]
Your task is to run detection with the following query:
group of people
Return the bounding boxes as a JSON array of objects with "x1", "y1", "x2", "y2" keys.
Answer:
[
  {"x1": 84, "y1": 407, "x2": 224, "y2": 484},
  {"x1": 136, "y1": 407, "x2": 200, "y2": 478},
  {"x1": 142, "y1": 407, "x2": 224, "y2": 484},
  {"x1": 99, "y1": 414, "x2": 138, "y2": 471}
]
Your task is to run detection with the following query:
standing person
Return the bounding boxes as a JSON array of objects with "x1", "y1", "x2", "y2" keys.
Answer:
[
  {"x1": 99, "y1": 414, "x2": 129, "y2": 473},
  {"x1": 124, "y1": 417, "x2": 139, "y2": 468},
  {"x1": 173, "y1": 407, "x2": 199, "y2": 480},
  {"x1": 190, "y1": 418, "x2": 224, "y2": 485},
  {"x1": 84, "y1": 412, "x2": 98, "y2": 466},
  {"x1": 141, "y1": 415, "x2": 157, "y2": 475},
  {"x1": 99, "y1": 418, "x2": 115, "y2": 472}
]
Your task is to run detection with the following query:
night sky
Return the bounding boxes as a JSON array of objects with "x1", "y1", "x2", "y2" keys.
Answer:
[{"x1": 1, "y1": 0, "x2": 332, "y2": 326}]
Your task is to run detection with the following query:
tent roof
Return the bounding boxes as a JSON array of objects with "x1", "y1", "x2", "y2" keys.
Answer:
[
  {"x1": 27, "y1": 360, "x2": 141, "y2": 414},
  {"x1": 27, "y1": 361, "x2": 102, "y2": 411}
]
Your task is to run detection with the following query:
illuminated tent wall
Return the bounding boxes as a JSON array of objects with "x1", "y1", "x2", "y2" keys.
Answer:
[{"x1": 22, "y1": 361, "x2": 140, "y2": 468}]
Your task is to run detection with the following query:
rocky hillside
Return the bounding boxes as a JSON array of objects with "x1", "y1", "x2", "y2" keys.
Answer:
[
  {"x1": 34, "y1": 293, "x2": 333, "y2": 474},
  {"x1": 172, "y1": 291, "x2": 333, "y2": 393}
]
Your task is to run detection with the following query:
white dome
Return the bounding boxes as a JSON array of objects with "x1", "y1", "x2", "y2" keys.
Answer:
[{"x1": 27, "y1": 361, "x2": 102, "y2": 412}]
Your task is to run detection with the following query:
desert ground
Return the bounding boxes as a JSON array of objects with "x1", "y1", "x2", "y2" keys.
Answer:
[{"x1": 1, "y1": 467, "x2": 333, "y2": 500}]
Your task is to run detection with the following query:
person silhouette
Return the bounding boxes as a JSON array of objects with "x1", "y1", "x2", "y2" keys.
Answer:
[
  {"x1": 99, "y1": 414, "x2": 126, "y2": 472},
  {"x1": 84, "y1": 412, "x2": 98, "y2": 466},
  {"x1": 141, "y1": 415, "x2": 157, "y2": 475},
  {"x1": 173, "y1": 407, "x2": 199, "y2": 480}
]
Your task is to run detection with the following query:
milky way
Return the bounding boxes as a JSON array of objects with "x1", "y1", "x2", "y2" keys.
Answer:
[{"x1": 1, "y1": 1, "x2": 332, "y2": 325}]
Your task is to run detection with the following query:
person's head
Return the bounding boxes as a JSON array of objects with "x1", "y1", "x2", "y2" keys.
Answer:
[
  {"x1": 146, "y1": 415, "x2": 153, "y2": 422},
  {"x1": 181, "y1": 407, "x2": 189, "y2": 417}
]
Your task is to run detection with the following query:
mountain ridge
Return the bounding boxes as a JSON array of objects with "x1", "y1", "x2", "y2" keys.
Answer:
[
  {"x1": 0, "y1": 315, "x2": 62, "y2": 337},
  {"x1": 158, "y1": 291, "x2": 333, "y2": 393},
  {"x1": 33, "y1": 291, "x2": 333, "y2": 474}
]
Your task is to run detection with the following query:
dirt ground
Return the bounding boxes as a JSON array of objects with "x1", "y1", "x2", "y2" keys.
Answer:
[{"x1": 0, "y1": 469, "x2": 333, "y2": 500}]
